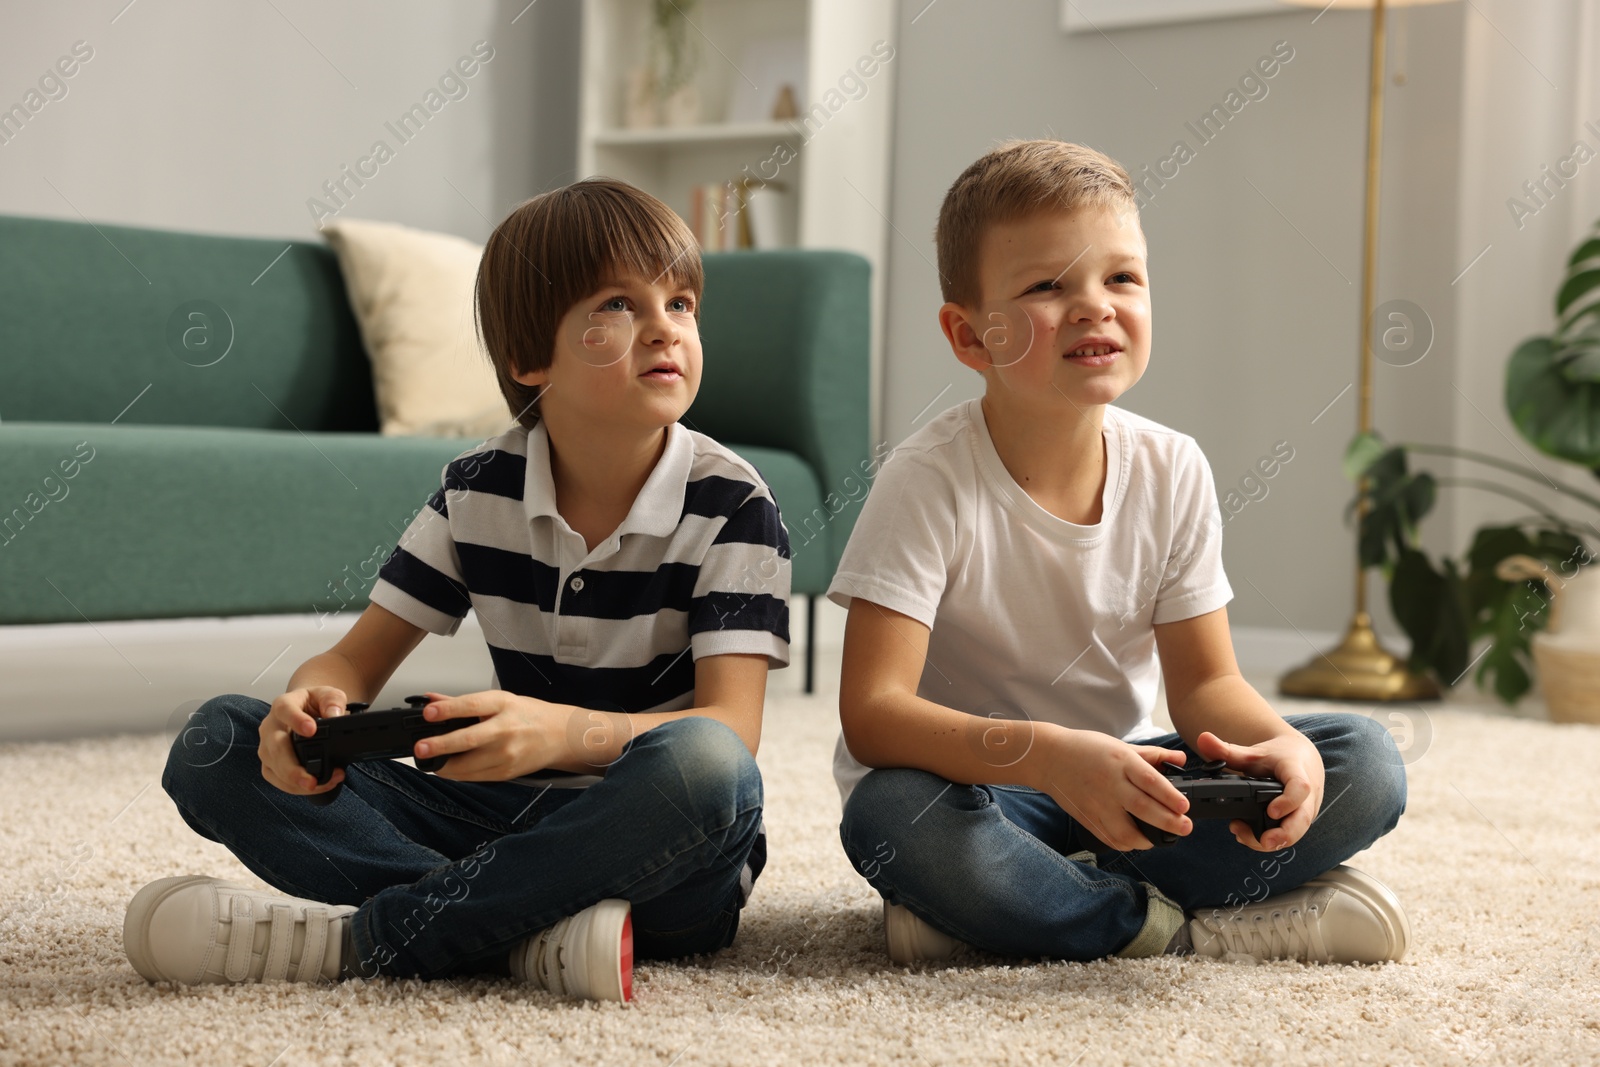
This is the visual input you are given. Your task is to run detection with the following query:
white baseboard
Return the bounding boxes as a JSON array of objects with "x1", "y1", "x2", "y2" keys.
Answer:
[
  {"x1": 0, "y1": 604, "x2": 1434, "y2": 742},
  {"x1": 0, "y1": 612, "x2": 497, "y2": 741}
]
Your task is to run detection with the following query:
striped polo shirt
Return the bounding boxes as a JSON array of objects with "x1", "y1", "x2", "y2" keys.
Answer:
[{"x1": 368, "y1": 419, "x2": 790, "y2": 900}]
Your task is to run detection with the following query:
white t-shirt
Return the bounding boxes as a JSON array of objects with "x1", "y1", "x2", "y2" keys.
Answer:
[{"x1": 827, "y1": 398, "x2": 1233, "y2": 805}]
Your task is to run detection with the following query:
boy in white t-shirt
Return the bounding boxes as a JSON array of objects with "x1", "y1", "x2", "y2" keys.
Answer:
[{"x1": 833, "y1": 140, "x2": 1410, "y2": 966}]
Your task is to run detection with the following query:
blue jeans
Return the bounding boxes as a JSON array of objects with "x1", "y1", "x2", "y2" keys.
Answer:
[
  {"x1": 162, "y1": 695, "x2": 765, "y2": 979},
  {"x1": 839, "y1": 712, "x2": 1406, "y2": 960}
]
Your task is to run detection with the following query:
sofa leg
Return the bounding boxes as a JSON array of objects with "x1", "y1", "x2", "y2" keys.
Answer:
[{"x1": 804, "y1": 594, "x2": 817, "y2": 695}]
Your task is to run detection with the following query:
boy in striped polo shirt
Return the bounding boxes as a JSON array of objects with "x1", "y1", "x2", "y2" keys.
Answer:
[{"x1": 127, "y1": 178, "x2": 790, "y2": 1002}]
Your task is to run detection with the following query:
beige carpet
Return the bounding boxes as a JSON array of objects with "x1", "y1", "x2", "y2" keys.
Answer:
[{"x1": 3, "y1": 684, "x2": 1599, "y2": 1066}]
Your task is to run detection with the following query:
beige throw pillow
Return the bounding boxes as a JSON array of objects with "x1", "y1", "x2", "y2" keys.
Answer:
[{"x1": 321, "y1": 218, "x2": 512, "y2": 438}]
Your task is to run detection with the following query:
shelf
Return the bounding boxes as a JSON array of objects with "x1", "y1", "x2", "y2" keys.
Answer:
[
  {"x1": 578, "y1": 0, "x2": 895, "y2": 442},
  {"x1": 591, "y1": 120, "x2": 804, "y2": 149}
]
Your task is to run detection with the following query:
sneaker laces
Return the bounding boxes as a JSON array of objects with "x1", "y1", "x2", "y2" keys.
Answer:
[{"x1": 1201, "y1": 902, "x2": 1329, "y2": 963}]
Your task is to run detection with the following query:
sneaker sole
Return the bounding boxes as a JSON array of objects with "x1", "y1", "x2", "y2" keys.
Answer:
[
  {"x1": 580, "y1": 899, "x2": 633, "y2": 1002},
  {"x1": 123, "y1": 875, "x2": 229, "y2": 982},
  {"x1": 1306, "y1": 864, "x2": 1411, "y2": 963}
]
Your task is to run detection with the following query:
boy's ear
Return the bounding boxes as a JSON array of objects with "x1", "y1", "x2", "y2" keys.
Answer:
[{"x1": 939, "y1": 302, "x2": 993, "y2": 375}]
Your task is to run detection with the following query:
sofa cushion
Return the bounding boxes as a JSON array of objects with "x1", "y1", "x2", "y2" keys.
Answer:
[
  {"x1": 320, "y1": 218, "x2": 511, "y2": 438},
  {"x1": 0, "y1": 213, "x2": 379, "y2": 432}
]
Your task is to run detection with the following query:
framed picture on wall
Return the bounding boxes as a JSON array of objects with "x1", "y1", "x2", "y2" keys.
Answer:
[{"x1": 1060, "y1": 0, "x2": 1286, "y2": 33}]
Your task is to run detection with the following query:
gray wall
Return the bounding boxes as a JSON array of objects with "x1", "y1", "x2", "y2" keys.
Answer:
[
  {"x1": 0, "y1": 0, "x2": 578, "y2": 243},
  {"x1": 880, "y1": 0, "x2": 1471, "y2": 637}
]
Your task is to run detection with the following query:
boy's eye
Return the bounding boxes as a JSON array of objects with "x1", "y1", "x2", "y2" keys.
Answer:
[
  {"x1": 599, "y1": 297, "x2": 629, "y2": 313},
  {"x1": 1027, "y1": 280, "x2": 1059, "y2": 294},
  {"x1": 669, "y1": 297, "x2": 693, "y2": 313},
  {"x1": 1110, "y1": 272, "x2": 1138, "y2": 284}
]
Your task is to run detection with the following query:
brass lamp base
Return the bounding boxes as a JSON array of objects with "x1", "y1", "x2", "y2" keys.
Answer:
[{"x1": 1278, "y1": 612, "x2": 1441, "y2": 702}]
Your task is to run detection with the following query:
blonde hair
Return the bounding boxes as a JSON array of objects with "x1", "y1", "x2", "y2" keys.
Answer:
[
  {"x1": 475, "y1": 177, "x2": 702, "y2": 426},
  {"x1": 935, "y1": 140, "x2": 1138, "y2": 307}
]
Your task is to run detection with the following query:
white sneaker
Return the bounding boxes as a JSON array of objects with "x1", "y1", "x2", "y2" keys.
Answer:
[
  {"x1": 884, "y1": 900, "x2": 966, "y2": 964},
  {"x1": 509, "y1": 898, "x2": 633, "y2": 1002},
  {"x1": 1189, "y1": 865, "x2": 1410, "y2": 965},
  {"x1": 123, "y1": 875, "x2": 355, "y2": 983}
]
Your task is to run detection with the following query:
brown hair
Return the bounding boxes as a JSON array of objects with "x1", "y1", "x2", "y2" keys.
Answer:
[
  {"x1": 935, "y1": 140, "x2": 1139, "y2": 307},
  {"x1": 475, "y1": 176, "x2": 703, "y2": 426}
]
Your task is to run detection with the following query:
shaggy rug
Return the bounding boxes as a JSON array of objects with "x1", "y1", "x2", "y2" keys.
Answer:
[{"x1": 2, "y1": 681, "x2": 1597, "y2": 1066}]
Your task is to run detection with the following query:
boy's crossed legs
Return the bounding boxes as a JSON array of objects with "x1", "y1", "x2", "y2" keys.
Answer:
[
  {"x1": 840, "y1": 712, "x2": 1408, "y2": 963},
  {"x1": 136, "y1": 694, "x2": 764, "y2": 994}
]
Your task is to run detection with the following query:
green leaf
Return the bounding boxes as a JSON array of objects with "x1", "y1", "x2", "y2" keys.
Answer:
[
  {"x1": 1343, "y1": 431, "x2": 1388, "y2": 482},
  {"x1": 1556, "y1": 339, "x2": 1600, "y2": 383},
  {"x1": 1399, "y1": 471, "x2": 1438, "y2": 532},
  {"x1": 1390, "y1": 548, "x2": 1439, "y2": 667},
  {"x1": 1472, "y1": 577, "x2": 1545, "y2": 704},
  {"x1": 1506, "y1": 335, "x2": 1600, "y2": 466},
  {"x1": 1388, "y1": 548, "x2": 1468, "y2": 683},
  {"x1": 1570, "y1": 236, "x2": 1600, "y2": 271},
  {"x1": 1481, "y1": 638, "x2": 1533, "y2": 704},
  {"x1": 1368, "y1": 445, "x2": 1408, "y2": 487},
  {"x1": 1557, "y1": 268, "x2": 1600, "y2": 319},
  {"x1": 1359, "y1": 509, "x2": 1392, "y2": 569},
  {"x1": 1434, "y1": 558, "x2": 1472, "y2": 684},
  {"x1": 1466, "y1": 525, "x2": 1537, "y2": 570}
]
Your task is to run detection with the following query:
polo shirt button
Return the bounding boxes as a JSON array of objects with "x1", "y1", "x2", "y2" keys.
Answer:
[{"x1": 570, "y1": 576, "x2": 584, "y2": 593}]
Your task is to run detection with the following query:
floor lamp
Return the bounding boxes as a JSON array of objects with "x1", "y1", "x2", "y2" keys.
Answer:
[{"x1": 1277, "y1": 0, "x2": 1456, "y2": 701}]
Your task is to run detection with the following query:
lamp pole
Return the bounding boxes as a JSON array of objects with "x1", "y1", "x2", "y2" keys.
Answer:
[{"x1": 1279, "y1": 0, "x2": 1441, "y2": 701}]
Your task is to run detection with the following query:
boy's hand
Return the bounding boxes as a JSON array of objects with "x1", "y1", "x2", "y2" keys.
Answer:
[
  {"x1": 1193, "y1": 729, "x2": 1323, "y2": 852},
  {"x1": 413, "y1": 690, "x2": 567, "y2": 781},
  {"x1": 258, "y1": 686, "x2": 350, "y2": 797},
  {"x1": 1032, "y1": 729, "x2": 1192, "y2": 851}
]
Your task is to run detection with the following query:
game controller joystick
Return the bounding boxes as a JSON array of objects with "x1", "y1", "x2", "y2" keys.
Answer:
[
  {"x1": 291, "y1": 695, "x2": 480, "y2": 807},
  {"x1": 1132, "y1": 757, "x2": 1284, "y2": 847}
]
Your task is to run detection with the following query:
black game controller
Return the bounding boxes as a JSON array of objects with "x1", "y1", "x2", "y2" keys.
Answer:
[
  {"x1": 291, "y1": 695, "x2": 480, "y2": 807},
  {"x1": 1132, "y1": 758, "x2": 1284, "y2": 847}
]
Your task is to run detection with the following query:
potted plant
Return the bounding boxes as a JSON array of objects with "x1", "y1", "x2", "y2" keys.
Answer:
[
  {"x1": 622, "y1": 0, "x2": 703, "y2": 129},
  {"x1": 1345, "y1": 217, "x2": 1600, "y2": 707}
]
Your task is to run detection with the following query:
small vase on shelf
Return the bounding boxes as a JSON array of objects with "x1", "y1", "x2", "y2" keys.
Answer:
[
  {"x1": 661, "y1": 84, "x2": 701, "y2": 128},
  {"x1": 623, "y1": 67, "x2": 658, "y2": 129}
]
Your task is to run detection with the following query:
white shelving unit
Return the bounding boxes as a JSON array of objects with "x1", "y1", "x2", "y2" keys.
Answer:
[{"x1": 577, "y1": 0, "x2": 897, "y2": 443}]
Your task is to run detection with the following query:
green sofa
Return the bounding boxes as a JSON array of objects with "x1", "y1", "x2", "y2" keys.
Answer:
[{"x1": 0, "y1": 213, "x2": 869, "y2": 690}]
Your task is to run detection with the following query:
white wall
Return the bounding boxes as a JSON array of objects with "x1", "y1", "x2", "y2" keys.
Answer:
[
  {"x1": 1452, "y1": 0, "x2": 1600, "y2": 557},
  {"x1": 0, "y1": 0, "x2": 577, "y2": 243},
  {"x1": 878, "y1": 1, "x2": 1471, "y2": 639}
]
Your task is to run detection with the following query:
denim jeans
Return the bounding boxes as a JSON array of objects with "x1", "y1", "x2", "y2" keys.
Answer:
[
  {"x1": 839, "y1": 712, "x2": 1407, "y2": 960},
  {"x1": 162, "y1": 694, "x2": 765, "y2": 979}
]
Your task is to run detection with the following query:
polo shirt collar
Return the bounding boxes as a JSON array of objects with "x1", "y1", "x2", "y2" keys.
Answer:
[{"x1": 523, "y1": 420, "x2": 692, "y2": 538}]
